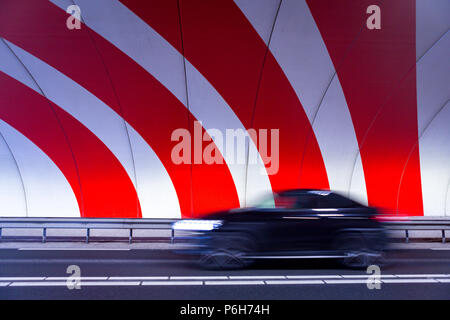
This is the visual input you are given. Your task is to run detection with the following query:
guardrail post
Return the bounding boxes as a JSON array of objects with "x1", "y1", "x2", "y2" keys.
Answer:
[
  {"x1": 171, "y1": 229, "x2": 174, "y2": 244},
  {"x1": 42, "y1": 228, "x2": 47, "y2": 243},
  {"x1": 129, "y1": 229, "x2": 133, "y2": 244},
  {"x1": 405, "y1": 230, "x2": 409, "y2": 243},
  {"x1": 442, "y1": 230, "x2": 446, "y2": 244},
  {"x1": 86, "y1": 228, "x2": 90, "y2": 244}
]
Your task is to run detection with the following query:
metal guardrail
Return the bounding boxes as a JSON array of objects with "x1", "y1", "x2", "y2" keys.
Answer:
[
  {"x1": 0, "y1": 217, "x2": 449, "y2": 244},
  {"x1": 382, "y1": 218, "x2": 450, "y2": 243},
  {"x1": 0, "y1": 217, "x2": 178, "y2": 244}
]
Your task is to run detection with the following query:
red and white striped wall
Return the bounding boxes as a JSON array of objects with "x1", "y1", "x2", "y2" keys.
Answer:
[{"x1": 0, "y1": 0, "x2": 448, "y2": 218}]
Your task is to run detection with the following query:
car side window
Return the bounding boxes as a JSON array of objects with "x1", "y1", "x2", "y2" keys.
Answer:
[
  {"x1": 318, "y1": 193, "x2": 360, "y2": 209},
  {"x1": 274, "y1": 195, "x2": 298, "y2": 209},
  {"x1": 293, "y1": 194, "x2": 320, "y2": 209}
]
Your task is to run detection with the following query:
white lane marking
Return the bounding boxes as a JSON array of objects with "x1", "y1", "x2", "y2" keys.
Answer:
[
  {"x1": 170, "y1": 276, "x2": 228, "y2": 280},
  {"x1": 0, "y1": 277, "x2": 45, "y2": 281},
  {"x1": 229, "y1": 275, "x2": 286, "y2": 280},
  {"x1": 45, "y1": 277, "x2": 108, "y2": 281},
  {"x1": 382, "y1": 279, "x2": 438, "y2": 284},
  {"x1": 18, "y1": 248, "x2": 131, "y2": 251},
  {"x1": 2, "y1": 274, "x2": 450, "y2": 286},
  {"x1": 10, "y1": 281, "x2": 140, "y2": 287},
  {"x1": 325, "y1": 279, "x2": 371, "y2": 284},
  {"x1": 2, "y1": 275, "x2": 450, "y2": 287},
  {"x1": 109, "y1": 276, "x2": 168, "y2": 280},
  {"x1": 395, "y1": 274, "x2": 450, "y2": 278},
  {"x1": 141, "y1": 281, "x2": 203, "y2": 286},
  {"x1": 265, "y1": 280, "x2": 324, "y2": 285},
  {"x1": 205, "y1": 281, "x2": 265, "y2": 285},
  {"x1": 75, "y1": 281, "x2": 141, "y2": 286},
  {"x1": 430, "y1": 248, "x2": 450, "y2": 251},
  {"x1": 341, "y1": 275, "x2": 397, "y2": 279},
  {"x1": 286, "y1": 275, "x2": 341, "y2": 279},
  {"x1": 9, "y1": 282, "x2": 68, "y2": 287}
]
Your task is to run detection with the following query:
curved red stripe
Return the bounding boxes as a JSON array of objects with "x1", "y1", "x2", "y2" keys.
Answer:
[
  {"x1": 306, "y1": 0, "x2": 423, "y2": 215},
  {"x1": 0, "y1": 72, "x2": 141, "y2": 218},
  {"x1": 0, "y1": 0, "x2": 239, "y2": 217},
  {"x1": 120, "y1": 0, "x2": 329, "y2": 191}
]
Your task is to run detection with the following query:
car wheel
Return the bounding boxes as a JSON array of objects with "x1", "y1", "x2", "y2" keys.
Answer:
[
  {"x1": 198, "y1": 233, "x2": 255, "y2": 270},
  {"x1": 334, "y1": 233, "x2": 383, "y2": 269}
]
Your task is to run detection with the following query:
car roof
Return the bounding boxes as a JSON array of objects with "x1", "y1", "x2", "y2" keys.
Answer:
[{"x1": 277, "y1": 189, "x2": 332, "y2": 196}]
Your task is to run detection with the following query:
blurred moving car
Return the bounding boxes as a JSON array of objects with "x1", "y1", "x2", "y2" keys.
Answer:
[{"x1": 172, "y1": 189, "x2": 387, "y2": 269}]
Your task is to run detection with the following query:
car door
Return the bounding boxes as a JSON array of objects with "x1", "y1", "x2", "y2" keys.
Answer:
[
  {"x1": 257, "y1": 195, "x2": 301, "y2": 252},
  {"x1": 279, "y1": 193, "x2": 326, "y2": 252}
]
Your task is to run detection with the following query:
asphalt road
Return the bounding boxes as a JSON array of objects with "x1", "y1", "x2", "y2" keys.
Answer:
[{"x1": 0, "y1": 247, "x2": 450, "y2": 299}]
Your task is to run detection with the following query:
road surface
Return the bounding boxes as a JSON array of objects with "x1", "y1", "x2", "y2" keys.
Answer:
[{"x1": 1, "y1": 246, "x2": 450, "y2": 299}]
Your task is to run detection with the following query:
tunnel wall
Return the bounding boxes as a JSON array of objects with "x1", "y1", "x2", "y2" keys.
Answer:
[{"x1": 0, "y1": 0, "x2": 448, "y2": 218}]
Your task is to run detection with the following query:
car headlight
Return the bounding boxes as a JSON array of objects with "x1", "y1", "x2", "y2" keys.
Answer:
[{"x1": 172, "y1": 219, "x2": 223, "y2": 231}]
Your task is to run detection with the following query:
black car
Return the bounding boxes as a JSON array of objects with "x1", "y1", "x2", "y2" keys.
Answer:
[{"x1": 172, "y1": 189, "x2": 387, "y2": 269}]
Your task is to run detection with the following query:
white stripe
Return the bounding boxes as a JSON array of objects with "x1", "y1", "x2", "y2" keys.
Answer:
[
  {"x1": 0, "y1": 121, "x2": 27, "y2": 217},
  {"x1": 418, "y1": 100, "x2": 450, "y2": 217},
  {"x1": 141, "y1": 281, "x2": 203, "y2": 286},
  {"x1": 127, "y1": 128, "x2": 181, "y2": 218},
  {"x1": 236, "y1": 0, "x2": 367, "y2": 204},
  {"x1": 18, "y1": 248, "x2": 130, "y2": 251},
  {"x1": 170, "y1": 276, "x2": 228, "y2": 280},
  {"x1": 45, "y1": 277, "x2": 108, "y2": 281},
  {"x1": 265, "y1": 280, "x2": 323, "y2": 285},
  {"x1": 395, "y1": 274, "x2": 450, "y2": 278},
  {"x1": 382, "y1": 279, "x2": 438, "y2": 284},
  {"x1": 436, "y1": 279, "x2": 450, "y2": 283},
  {"x1": 5, "y1": 278, "x2": 449, "y2": 287},
  {"x1": 325, "y1": 279, "x2": 370, "y2": 284},
  {"x1": 0, "y1": 277, "x2": 45, "y2": 281},
  {"x1": 416, "y1": 0, "x2": 450, "y2": 217},
  {"x1": 50, "y1": 0, "x2": 273, "y2": 207},
  {"x1": 1, "y1": 274, "x2": 450, "y2": 286},
  {"x1": 416, "y1": 15, "x2": 450, "y2": 216},
  {"x1": 9, "y1": 281, "x2": 68, "y2": 287},
  {"x1": 205, "y1": 280, "x2": 264, "y2": 285},
  {"x1": 109, "y1": 276, "x2": 168, "y2": 280},
  {"x1": 0, "y1": 41, "x2": 79, "y2": 218},
  {"x1": 229, "y1": 275, "x2": 285, "y2": 279},
  {"x1": 10, "y1": 281, "x2": 140, "y2": 287},
  {"x1": 286, "y1": 275, "x2": 341, "y2": 279},
  {"x1": 1, "y1": 40, "x2": 181, "y2": 219},
  {"x1": 416, "y1": 0, "x2": 450, "y2": 60},
  {"x1": 76, "y1": 281, "x2": 141, "y2": 286},
  {"x1": 0, "y1": 121, "x2": 79, "y2": 218},
  {"x1": 341, "y1": 275, "x2": 397, "y2": 279}
]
